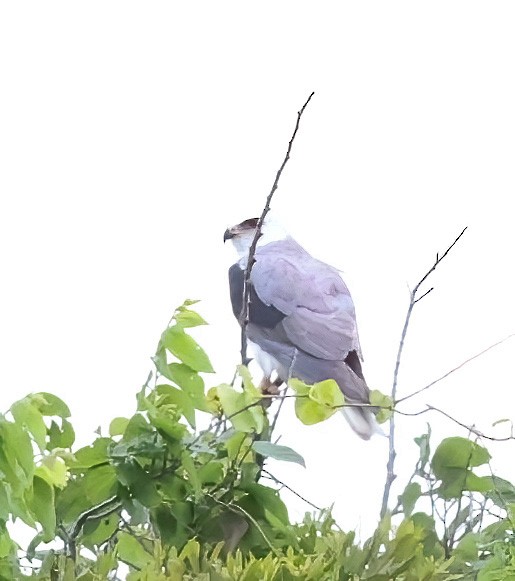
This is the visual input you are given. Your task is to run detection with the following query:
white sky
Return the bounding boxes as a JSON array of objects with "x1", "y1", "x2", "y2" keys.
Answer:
[{"x1": 1, "y1": 2, "x2": 515, "y2": 541}]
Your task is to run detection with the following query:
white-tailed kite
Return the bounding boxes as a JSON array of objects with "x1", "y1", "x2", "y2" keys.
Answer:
[{"x1": 224, "y1": 217, "x2": 378, "y2": 440}]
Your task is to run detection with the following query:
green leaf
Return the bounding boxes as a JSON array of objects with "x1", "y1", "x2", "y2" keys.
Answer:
[
  {"x1": 82, "y1": 513, "x2": 119, "y2": 548},
  {"x1": 288, "y1": 379, "x2": 310, "y2": 396},
  {"x1": 408, "y1": 513, "x2": 442, "y2": 560},
  {"x1": 252, "y1": 441, "x2": 306, "y2": 468},
  {"x1": 147, "y1": 407, "x2": 187, "y2": 441},
  {"x1": 198, "y1": 461, "x2": 224, "y2": 485},
  {"x1": 166, "y1": 363, "x2": 207, "y2": 404},
  {"x1": 56, "y1": 479, "x2": 96, "y2": 525},
  {"x1": 11, "y1": 397, "x2": 47, "y2": 451},
  {"x1": 116, "y1": 461, "x2": 161, "y2": 508},
  {"x1": 36, "y1": 455, "x2": 67, "y2": 488},
  {"x1": 243, "y1": 483, "x2": 290, "y2": 527},
  {"x1": 431, "y1": 437, "x2": 492, "y2": 498},
  {"x1": 166, "y1": 362, "x2": 203, "y2": 391},
  {"x1": 480, "y1": 519, "x2": 510, "y2": 545},
  {"x1": 155, "y1": 384, "x2": 196, "y2": 428},
  {"x1": 309, "y1": 379, "x2": 345, "y2": 409},
  {"x1": 224, "y1": 432, "x2": 253, "y2": 463},
  {"x1": 95, "y1": 551, "x2": 118, "y2": 578},
  {"x1": 152, "y1": 343, "x2": 169, "y2": 378},
  {"x1": 47, "y1": 418, "x2": 75, "y2": 449},
  {"x1": 294, "y1": 398, "x2": 334, "y2": 425},
  {"x1": 109, "y1": 417, "x2": 129, "y2": 437},
  {"x1": 26, "y1": 532, "x2": 45, "y2": 561},
  {"x1": 180, "y1": 539, "x2": 201, "y2": 573},
  {"x1": 123, "y1": 413, "x2": 153, "y2": 442},
  {"x1": 483, "y1": 475, "x2": 515, "y2": 508},
  {"x1": 181, "y1": 450, "x2": 202, "y2": 499},
  {"x1": 434, "y1": 436, "x2": 491, "y2": 468},
  {"x1": 0, "y1": 485, "x2": 10, "y2": 521},
  {"x1": 116, "y1": 531, "x2": 153, "y2": 569},
  {"x1": 290, "y1": 379, "x2": 343, "y2": 425},
  {"x1": 180, "y1": 299, "x2": 200, "y2": 307},
  {"x1": 0, "y1": 417, "x2": 34, "y2": 483},
  {"x1": 399, "y1": 482, "x2": 421, "y2": 517},
  {"x1": 153, "y1": 502, "x2": 193, "y2": 548},
  {"x1": 28, "y1": 476, "x2": 56, "y2": 540},
  {"x1": 153, "y1": 351, "x2": 209, "y2": 412},
  {"x1": 174, "y1": 309, "x2": 208, "y2": 328},
  {"x1": 162, "y1": 326, "x2": 214, "y2": 373},
  {"x1": 454, "y1": 532, "x2": 479, "y2": 562},
  {"x1": 83, "y1": 465, "x2": 118, "y2": 503},
  {"x1": 0, "y1": 522, "x2": 15, "y2": 559},
  {"x1": 35, "y1": 393, "x2": 71, "y2": 418},
  {"x1": 369, "y1": 390, "x2": 393, "y2": 423},
  {"x1": 73, "y1": 438, "x2": 111, "y2": 469},
  {"x1": 414, "y1": 427, "x2": 431, "y2": 472},
  {"x1": 217, "y1": 384, "x2": 264, "y2": 433}
]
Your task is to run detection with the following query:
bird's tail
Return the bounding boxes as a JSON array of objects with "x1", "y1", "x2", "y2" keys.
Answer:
[
  {"x1": 335, "y1": 361, "x2": 383, "y2": 440},
  {"x1": 341, "y1": 407, "x2": 382, "y2": 440}
]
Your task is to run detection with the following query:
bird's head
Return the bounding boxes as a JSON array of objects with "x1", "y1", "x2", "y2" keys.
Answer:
[
  {"x1": 224, "y1": 216, "x2": 287, "y2": 261},
  {"x1": 223, "y1": 217, "x2": 260, "y2": 257}
]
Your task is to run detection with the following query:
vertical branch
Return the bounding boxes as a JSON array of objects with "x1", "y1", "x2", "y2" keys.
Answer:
[
  {"x1": 240, "y1": 92, "x2": 315, "y2": 365},
  {"x1": 269, "y1": 347, "x2": 298, "y2": 439},
  {"x1": 379, "y1": 227, "x2": 467, "y2": 519}
]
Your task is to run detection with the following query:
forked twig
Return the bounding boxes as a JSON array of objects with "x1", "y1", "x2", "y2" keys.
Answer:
[{"x1": 380, "y1": 227, "x2": 468, "y2": 519}]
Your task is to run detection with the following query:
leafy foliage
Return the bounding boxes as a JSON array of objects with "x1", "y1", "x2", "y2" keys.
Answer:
[{"x1": 1, "y1": 302, "x2": 514, "y2": 579}]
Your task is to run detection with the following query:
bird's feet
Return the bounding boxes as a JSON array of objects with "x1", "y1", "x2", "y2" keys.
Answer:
[{"x1": 259, "y1": 376, "x2": 283, "y2": 408}]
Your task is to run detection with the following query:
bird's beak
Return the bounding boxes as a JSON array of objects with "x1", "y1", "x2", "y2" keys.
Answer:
[{"x1": 223, "y1": 228, "x2": 235, "y2": 243}]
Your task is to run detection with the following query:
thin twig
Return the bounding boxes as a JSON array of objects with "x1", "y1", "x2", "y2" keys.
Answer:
[
  {"x1": 413, "y1": 287, "x2": 434, "y2": 304},
  {"x1": 445, "y1": 443, "x2": 475, "y2": 553},
  {"x1": 380, "y1": 227, "x2": 468, "y2": 520},
  {"x1": 262, "y1": 469, "x2": 323, "y2": 511},
  {"x1": 269, "y1": 348, "x2": 297, "y2": 437},
  {"x1": 270, "y1": 385, "x2": 288, "y2": 438},
  {"x1": 396, "y1": 333, "x2": 515, "y2": 404},
  {"x1": 207, "y1": 494, "x2": 281, "y2": 556},
  {"x1": 240, "y1": 92, "x2": 315, "y2": 365},
  {"x1": 397, "y1": 404, "x2": 515, "y2": 442}
]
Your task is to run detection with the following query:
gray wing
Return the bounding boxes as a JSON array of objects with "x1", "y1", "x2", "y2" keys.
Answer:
[{"x1": 250, "y1": 238, "x2": 362, "y2": 362}]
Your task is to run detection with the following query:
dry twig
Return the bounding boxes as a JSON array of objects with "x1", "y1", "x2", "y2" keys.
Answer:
[
  {"x1": 380, "y1": 227, "x2": 468, "y2": 519},
  {"x1": 262, "y1": 469, "x2": 323, "y2": 511},
  {"x1": 396, "y1": 333, "x2": 515, "y2": 405},
  {"x1": 240, "y1": 92, "x2": 315, "y2": 365},
  {"x1": 398, "y1": 404, "x2": 515, "y2": 442}
]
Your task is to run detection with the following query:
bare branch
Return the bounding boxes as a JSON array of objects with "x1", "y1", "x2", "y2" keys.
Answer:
[
  {"x1": 269, "y1": 348, "x2": 298, "y2": 437},
  {"x1": 262, "y1": 469, "x2": 323, "y2": 511},
  {"x1": 240, "y1": 92, "x2": 315, "y2": 365},
  {"x1": 397, "y1": 404, "x2": 515, "y2": 442},
  {"x1": 380, "y1": 227, "x2": 468, "y2": 520},
  {"x1": 396, "y1": 333, "x2": 515, "y2": 404},
  {"x1": 269, "y1": 385, "x2": 288, "y2": 438},
  {"x1": 409, "y1": 227, "x2": 467, "y2": 300},
  {"x1": 413, "y1": 287, "x2": 434, "y2": 304}
]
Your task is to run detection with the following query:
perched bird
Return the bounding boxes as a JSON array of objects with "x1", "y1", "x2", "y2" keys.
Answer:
[{"x1": 224, "y1": 216, "x2": 378, "y2": 440}]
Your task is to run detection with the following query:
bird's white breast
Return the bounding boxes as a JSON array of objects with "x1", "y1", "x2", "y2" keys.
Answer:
[{"x1": 248, "y1": 340, "x2": 281, "y2": 378}]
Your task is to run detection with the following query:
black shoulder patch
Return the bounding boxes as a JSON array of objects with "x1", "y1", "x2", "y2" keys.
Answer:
[
  {"x1": 344, "y1": 350, "x2": 365, "y2": 381},
  {"x1": 228, "y1": 263, "x2": 286, "y2": 329}
]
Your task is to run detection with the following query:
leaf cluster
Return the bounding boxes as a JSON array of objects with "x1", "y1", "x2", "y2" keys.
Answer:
[{"x1": 0, "y1": 302, "x2": 514, "y2": 580}]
